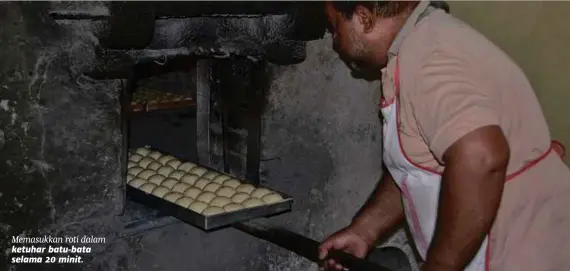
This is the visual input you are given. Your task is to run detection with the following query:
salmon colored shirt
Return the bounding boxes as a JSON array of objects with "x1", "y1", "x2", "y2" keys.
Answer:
[{"x1": 381, "y1": 8, "x2": 570, "y2": 271}]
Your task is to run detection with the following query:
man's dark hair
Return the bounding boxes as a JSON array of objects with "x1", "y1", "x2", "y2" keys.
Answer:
[{"x1": 331, "y1": 1, "x2": 450, "y2": 19}]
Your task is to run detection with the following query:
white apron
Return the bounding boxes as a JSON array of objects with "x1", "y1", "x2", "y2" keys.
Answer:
[{"x1": 381, "y1": 59, "x2": 489, "y2": 271}]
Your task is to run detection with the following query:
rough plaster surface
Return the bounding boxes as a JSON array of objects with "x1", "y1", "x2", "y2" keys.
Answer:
[{"x1": 0, "y1": 2, "x2": 127, "y2": 270}]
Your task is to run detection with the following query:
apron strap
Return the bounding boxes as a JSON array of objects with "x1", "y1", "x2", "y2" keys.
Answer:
[{"x1": 551, "y1": 140, "x2": 566, "y2": 159}]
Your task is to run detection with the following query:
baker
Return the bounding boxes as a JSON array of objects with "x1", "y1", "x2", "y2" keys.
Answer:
[{"x1": 318, "y1": 1, "x2": 570, "y2": 270}]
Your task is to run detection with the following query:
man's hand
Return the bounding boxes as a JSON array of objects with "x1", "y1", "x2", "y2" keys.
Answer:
[{"x1": 318, "y1": 225, "x2": 375, "y2": 270}]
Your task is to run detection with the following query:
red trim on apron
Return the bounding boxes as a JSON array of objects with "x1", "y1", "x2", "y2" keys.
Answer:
[
  {"x1": 401, "y1": 178, "x2": 430, "y2": 250},
  {"x1": 381, "y1": 56, "x2": 563, "y2": 271}
]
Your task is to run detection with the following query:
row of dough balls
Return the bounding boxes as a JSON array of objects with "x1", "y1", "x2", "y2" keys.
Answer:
[{"x1": 126, "y1": 147, "x2": 284, "y2": 216}]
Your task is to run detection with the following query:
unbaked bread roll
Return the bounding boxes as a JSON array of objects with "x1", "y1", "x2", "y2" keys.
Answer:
[
  {"x1": 175, "y1": 197, "x2": 194, "y2": 208},
  {"x1": 147, "y1": 151, "x2": 162, "y2": 160},
  {"x1": 177, "y1": 162, "x2": 196, "y2": 172},
  {"x1": 168, "y1": 170, "x2": 186, "y2": 180},
  {"x1": 236, "y1": 184, "x2": 255, "y2": 194},
  {"x1": 189, "y1": 167, "x2": 208, "y2": 176},
  {"x1": 157, "y1": 166, "x2": 175, "y2": 177},
  {"x1": 164, "y1": 192, "x2": 183, "y2": 203},
  {"x1": 160, "y1": 178, "x2": 178, "y2": 189},
  {"x1": 262, "y1": 193, "x2": 284, "y2": 204},
  {"x1": 184, "y1": 187, "x2": 202, "y2": 199},
  {"x1": 126, "y1": 174, "x2": 135, "y2": 182},
  {"x1": 223, "y1": 179, "x2": 241, "y2": 188},
  {"x1": 196, "y1": 192, "x2": 216, "y2": 203},
  {"x1": 202, "y1": 171, "x2": 219, "y2": 180},
  {"x1": 210, "y1": 196, "x2": 232, "y2": 207},
  {"x1": 223, "y1": 203, "x2": 244, "y2": 212},
  {"x1": 137, "y1": 169, "x2": 156, "y2": 180},
  {"x1": 148, "y1": 174, "x2": 166, "y2": 185},
  {"x1": 251, "y1": 188, "x2": 272, "y2": 199},
  {"x1": 172, "y1": 182, "x2": 191, "y2": 193},
  {"x1": 138, "y1": 158, "x2": 155, "y2": 168},
  {"x1": 128, "y1": 166, "x2": 145, "y2": 176},
  {"x1": 188, "y1": 201, "x2": 208, "y2": 213},
  {"x1": 203, "y1": 183, "x2": 221, "y2": 193},
  {"x1": 152, "y1": 186, "x2": 170, "y2": 198},
  {"x1": 140, "y1": 183, "x2": 157, "y2": 193},
  {"x1": 135, "y1": 147, "x2": 151, "y2": 156},
  {"x1": 146, "y1": 161, "x2": 162, "y2": 171},
  {"x1": 180, "y1": 174, "x2": 199, "y2": 186},
  {"x1": 242, "y1": 198, "x2": 264, "y2": 208},
  {"x1": 194, "y1": 178, "x2": 211, "y2": 190},
  {"x1": 212, "y1": 175, "x2": 231, "y2": 184},
  {"x1": 158, "y1": 155, "x2": 176, "y2": 165},
  {"x1": 166, "y1": 159, "x2": 182, "y2": 169},
  {"x1": 128, "y1": 178, "x2": 147, "y2": 188},
  {"x1": 231, "y1": 192, "x2": 250, "y2": 204},
  {"x1": 202, "y1": 206, "x2": 224, "y2": 216},
  {"x1": 127, "y1": 161, "x2": 137, "y2": 169},
  {"x1": 216, "y1": 186, "x2": 236, "y2": 198},
  {"x1": 129, "y1": 154, "x2": 143, "y2": 163}
]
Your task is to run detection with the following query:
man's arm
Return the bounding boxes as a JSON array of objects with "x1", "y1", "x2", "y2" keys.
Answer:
[
  {"x1": 423, "y1": 125, "x2": 509, "y2": 271},
  {"x1": 351, "y1": 166, "x2": 406, "y2": 243}
]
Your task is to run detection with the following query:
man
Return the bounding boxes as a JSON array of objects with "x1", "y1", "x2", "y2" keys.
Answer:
[{"x1": 318, "y1": 1, "x2": 570, "y2": 271}]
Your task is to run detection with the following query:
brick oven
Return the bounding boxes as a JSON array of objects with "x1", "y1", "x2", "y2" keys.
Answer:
[{"x1": 0, "y1": 1, "x2": 450, "y2": 271}]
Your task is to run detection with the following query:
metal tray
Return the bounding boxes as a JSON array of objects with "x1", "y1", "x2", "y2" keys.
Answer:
[{"x1": 127, "y1": 186, "x2": 293, "y2": 231}]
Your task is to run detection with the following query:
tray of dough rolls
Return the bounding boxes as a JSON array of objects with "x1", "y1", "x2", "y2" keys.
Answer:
[
  {"x1": 125, "y1": 147, "x2": 293, "y2": 230},
  {"x1": 131, "y1": 87, "x2": 195, "y2": 113}
]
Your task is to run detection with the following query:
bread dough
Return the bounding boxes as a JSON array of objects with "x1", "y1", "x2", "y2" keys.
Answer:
[
  {"x1": 152, "y1": 186, "x2": 170, "y2": 198},
  {"x1": 215, "y1": 186, "x2": 236, "y2": 198},
  {"x1": 160, "y1": 178, "x2": 178, "y2": 189},
  {"x1": 236, "y1": 184, "x2": 255, "y2": 194},
  {"x1": 175, "y1": 197, "x2": 194, "y2": 208},
  {"x1": 189, "y1": 167, "x2": 208, "y2": 176},
  {"x1": 135, "y1": 147, "x2": 151, "y2": 156},
  {"x1": 163, "y1": 192, "x2": 183, "y2": 203},
  {"x1": 180, "y1": 174, "x2": 199, "y2": 186},
  {"x1": 139, "y1": 183, "x2": 157, "y2": 193},
  {"x1": 262, "y1": 193, "x2": 284, "y2": 204},
  {"x1": 194, "y1": 178, "x2": 211, "y2": 190},
  {"x1": 138, "y1": 157, "x2": 155, "y2": 168},
  {"x1": 146, "y1": 161, "x2": 162, "y2": 171},
  {"x1": 128, "y1": 178, "x2": 147, "y2": 188},
  {"x1": 210, "y1": 197, "x2": 232, "y2": 207},
  {"x1": 223, "y1": 203, "x2": 244, "y2": 212},
  {"x1": 167, "y1": 159, "x2": 182, "y2": 169},
  {"x1": 128, "y1": 166, "x2": 145, "y2": 176},
  {"x1": 196, "y1": 192, "x2": 216, "y2": 203},
  {"x1": 127, "y1": 161, "x2": 137, "y2": 169},
  {"x1": 177, "y1": 162, "x2": 196, "y2": 172},
  {"x1": 251, "y1": 188, "x2": 272, "y2": 199},
  {"x1": 158, "y1": 155, "x2": 176, "y2": 165},
  {"x1": 212, "y1": 175, "x2": 231, "y2": 184},
  {"x1": 184, "y1": 187, "x2": 202, "y2": 199},
  {"x1": 223, "y1": 179, "x2": 241, "y2": 188},
  {"x1": 148, "y1": 174, "x2": 166, "y2": 185},
  {"x1": 147, "y1": 151, "x2": 162, "y2": 160},
  {"x1": 129, "y1": 154, "x2": 143, "y2": 162},
  {"x1": 242, "y1": 198, "x2": 264, "y2": 208},
  {"x1": 231, "y1": 192, "x2": 250, "y2": 204},
  {"x1": 188, "y1": 201, "x2": 208, "y2": 213},
  {"x1": 137, "y1": 169, "x2": 156, "y2": 180},
  {"x1": 172, "y1": 182, "x2": 191, "y2": 193},
  {"x1": 157, "y1": 166, "x2": 175, "y2": 177},
  {"x1": 126, "y1": 174, "x2": 135, "y2": 182},
  {"x1": 202, "y1": 206, "x2": 224, "y2": 216},
  {"x1": 202, "y1": 171, "x2": 220, "y2": 180},
  {"x1": 203, "y1": 183, "x2": 221, "y2": 193},
  {"x1": 168, "y1": 170, "x2": 186, "y2": 180}
]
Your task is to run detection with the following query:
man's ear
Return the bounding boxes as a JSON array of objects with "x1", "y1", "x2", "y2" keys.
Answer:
[{"x1": 354, "y1": 5, "x2": 375, "y2": 33}]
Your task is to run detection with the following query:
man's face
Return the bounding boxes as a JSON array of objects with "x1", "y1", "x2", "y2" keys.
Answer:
[{"x1": 325, "y1": 2, "x2": 394, "y2": 77}]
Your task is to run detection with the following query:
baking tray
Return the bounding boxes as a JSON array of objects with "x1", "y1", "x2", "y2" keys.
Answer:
[
  {"x1": 127, "y1": 185, "x2": 293, "y2": 231},
  {"x1": 125, "y1": 150, "x2": 293, "y2": 230}
]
